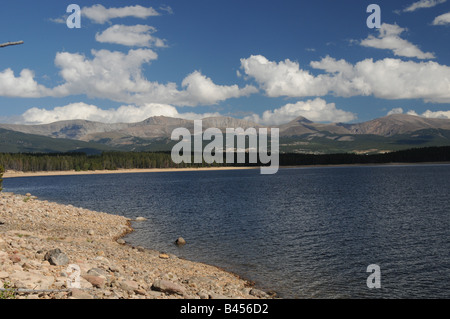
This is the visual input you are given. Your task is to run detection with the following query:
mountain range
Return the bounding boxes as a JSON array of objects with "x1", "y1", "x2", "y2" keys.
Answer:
[{"x1": 1, "y1": 114, "x2": 450, "y2": 154}]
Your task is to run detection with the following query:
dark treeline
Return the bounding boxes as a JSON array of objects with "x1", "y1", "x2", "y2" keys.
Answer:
[
  {"x1": 0, "y1": 146, "x2": 449, "y2": 173},
  {"x1": 0, "y1": 152, "x2": 217, "y2": 172},
  {"x1": 279, "y1": 146, "x2": 450, "y2": 166}
]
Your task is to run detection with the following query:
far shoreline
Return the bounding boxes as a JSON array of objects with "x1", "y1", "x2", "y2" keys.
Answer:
[
  {"x1": 281, "y1": 161, "x2": 450, "y2": 169},
  {"x1": 3, "y1": 161, "x2": 450, "y2": 178},
  {"x1": 2, "y1": 166, "x2": 259, "y2": 178}
]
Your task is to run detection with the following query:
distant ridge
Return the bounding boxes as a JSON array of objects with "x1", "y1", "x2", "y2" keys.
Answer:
[
  {"x1": 0, "y1": 116, "x2": 262, "y2": 142},
  {"x1": 2, "y1": 113, "x2": 450, "y2": 154},
  {"x1": 0, "y1": 128, "x2": 113, "y2": 154},
  {"x1": 349, "y1": 114, "x2": 450, "y2": 136},
  {"x1": 4, "y1": 113, "x2": 450, "y2": 141}
]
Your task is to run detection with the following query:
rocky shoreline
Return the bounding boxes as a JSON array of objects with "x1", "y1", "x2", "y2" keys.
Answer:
[{"x1": 0, "y1": 192, "x2": 272, "y2": 299}]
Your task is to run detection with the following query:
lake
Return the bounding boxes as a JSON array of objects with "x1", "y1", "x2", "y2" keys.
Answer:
[{"x1": 3, "y1": 164, "x2": 450, "y2": 298}]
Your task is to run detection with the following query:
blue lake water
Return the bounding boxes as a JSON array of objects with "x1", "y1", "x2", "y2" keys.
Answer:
[{"x1": 3, "y1": 165, "x2": 450, "y2": 298}]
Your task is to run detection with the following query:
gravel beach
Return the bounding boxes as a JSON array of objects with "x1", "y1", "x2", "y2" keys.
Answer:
[{"x1": 0, "y1": 192, "x2": 271, "y2": 299}]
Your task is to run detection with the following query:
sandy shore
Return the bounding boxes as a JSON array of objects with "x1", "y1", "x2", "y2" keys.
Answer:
[
  {"x1": 3, "y1": 167, "x2": 258, "y2": 179},
  {"x1": 4, "y1": 162, "x2": 449, "y2": 179},
  {"x1": 0, "y1": 191, "x2": 271, "y2": 299}
]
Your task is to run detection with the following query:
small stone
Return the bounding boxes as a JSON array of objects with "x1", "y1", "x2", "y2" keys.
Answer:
[
  {"x1": 135, "y1": 288, "x2": 147, "y2": 296},
  {"x1": 82, "y1": 275, "x2": 105, "y2": 289},
  {"x1": 135, "y1": 217, "x2": 147, "y2": 221},
  {"x1": 249, "y1": 288, "x2": 268, "y2": 298},
  {"x1": 147, "y1": 290, "x2": 164, "y2": 298},
  {"x1": 162, "y1": 273, "x2": 178, "y2": 281},
  {"x1": 93, "y1": 256, "x2": 110, "y2": 265},
  {"x1": 35, "y1": 251, "x2": 46, "y2": 260},
  {"x1": 44, "y1": 248, "x2": 69, "y2": 266},
  {"x1": 152, "y1": 279, "x2": 185, "y2": 296},
  {"x1": 0, "y1": 271, "x2": 9, "y2": 279},
  {"x1": 111, "y1": 289, "x2": 124, "y2": 299},
  {"x1": 198, "y1": 291, "x2": 209, "y2": 299},
  {"x1": 79, "y1": 277, "x2": 94, "y2": 289},
  {"x1": 0, "y1": 251, "x2": 8, "y2": 261},
  {"x1": 10, "y1": 241, "x2": 20, "y2": 249},
  {"x1": 54, "y1": 279, "x2": 67, "y2": 289},
  {"x1": 209, "y1": 293, "x2": 228, "y2": 299},
  {"x1": 116, "y1": 238, "x2": 125, "y2": 245},
  {"x1": 9, "y1": 254, "x2": 21, "y2": 263},
  {"x1": 137, "y1": 246, "x2": 145, "y2": 252},
  {"x1": 53, "y1": 292, "x2": 68, "y2": 299},
  {"x1": 159, "y1": 253, "x2": 170, "y2": 259},
  {"x1": 241, "y1": 287, "x2": 252, "y2": 295},
  {"x1": 25, "y1": 193, "x2": 31, "y2": 197},
  {"x1": 108, "y1": 264, "x2": 120, "y2": 273},
  {"x1": 69, "y1": 288, "x2": 94, "y2": 299},
  {"x1": 87, "y1": 230, "x2": 95, "y2": 236},
  {"x1": 22, "y1": 262, "x2": 36, "y2": 270},
  {"x1": 87, "y1": 268, "x2": 108, "y2": 278},
  {"x1": 119, "y1": 280, "x2": 139, "y2": 292},
  {"x1": 175, "y1": 237, "x2": 186, "y2": 246}
]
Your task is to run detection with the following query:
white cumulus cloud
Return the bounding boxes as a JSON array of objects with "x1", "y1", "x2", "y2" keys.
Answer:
[
  {"x1": 51, "y1": 49, "x2": 161, "y2": 101},
  {"x1": 0, "y1": 68, "x2": 50, "y2": 98},
  {"x1": 432, "y1": 12, "x2": 450, "y2": 25},
  {"x1": 95, "y1": 25, "x2": 167, "y2": 48},
  {"x1": 244, "y1": 98, "x2": 356, "y2": 125},
  {"x1": 420, "y1": 109, "x2": 450, "y2": 118},
  {"x1": 19, "y1": 102, "x2": 222, "y2": 125},
  {"x1": 82, "y1": 4, "x2": 160, "y2": 24},
  {"x1": 51, "y1": 49, "x2": 257, "y2": 106},
  {"x1": 241, "y1": 55, "x2": 450, "y2": 103},
  {"x1": 387, "y1": 107, "x2": 450, "y2": 119},
  {"x1": 180, "y1": 71, "x2": 258, "y2": 106},
  {"x1": 349, "y1": 58, "x2": 450, "y2": 102},
  {"x1": 387, "y1": 107, "x2": 405, "y2": 115},
  {"x1": 360, "y1": 23, "x2": 435, "y2": 59},
  {"x1": 240, "y1": 55, "x2": 329, "y2": 97},
  {"x1": 0, "y1": 49, "x2": 257, "y2": 107},
  {"x1": 404, "y1": 0, "x2": 447, "y2": 12}
]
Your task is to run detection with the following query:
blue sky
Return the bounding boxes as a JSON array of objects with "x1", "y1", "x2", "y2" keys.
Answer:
[{"x1": 1, "y1": 0, "x2": 450, "y2": 125}]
